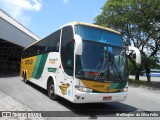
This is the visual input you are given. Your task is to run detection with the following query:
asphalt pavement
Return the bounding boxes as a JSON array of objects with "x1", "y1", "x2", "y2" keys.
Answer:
[{"x1": 0, "y1": 75, "x2": 160, "y2": 120}]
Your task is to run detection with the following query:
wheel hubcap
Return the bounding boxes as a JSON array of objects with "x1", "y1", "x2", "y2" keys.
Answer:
[{"x1": 50, "y1": 85, "x2": 54, "y2": 94}]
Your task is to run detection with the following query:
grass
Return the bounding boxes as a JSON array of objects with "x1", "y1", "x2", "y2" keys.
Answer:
[{"x1": 128, "y1": 78, "x2": 160, "y2": 89}]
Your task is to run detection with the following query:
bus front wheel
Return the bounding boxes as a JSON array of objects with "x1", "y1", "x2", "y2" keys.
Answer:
[{"x1": 48, "y1": 80, "x2": 58, "y2": 101}]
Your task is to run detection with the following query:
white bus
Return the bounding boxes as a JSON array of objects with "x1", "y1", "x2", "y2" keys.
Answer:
[{"x1": 20, "y1": 22, "x2": 141, "y2": 103}]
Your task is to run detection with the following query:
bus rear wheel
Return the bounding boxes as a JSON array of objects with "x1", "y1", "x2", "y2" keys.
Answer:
[
  {"x1": 23, "y1": 73, "x2": 28, "y2": 84},
  {"x1": 48, "y1": 80, "x2": 58, "y2": 101}
]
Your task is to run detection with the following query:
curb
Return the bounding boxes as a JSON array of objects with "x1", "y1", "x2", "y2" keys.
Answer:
[{"x1": 128, "y1": 83, "x2": 160, "y2": 90}]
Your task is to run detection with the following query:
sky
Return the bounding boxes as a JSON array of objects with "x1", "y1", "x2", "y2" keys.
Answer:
[{"x1": 0, "y1": 0, "x2": 106, "y2": 38}]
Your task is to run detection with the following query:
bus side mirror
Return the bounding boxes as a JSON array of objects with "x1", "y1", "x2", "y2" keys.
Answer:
[
  {"x1": 74, "y1": 34, "x2": 83, "y2": 55},
  {"x1": 126, "y1": 46, "x2": 141, "y2": 64}
]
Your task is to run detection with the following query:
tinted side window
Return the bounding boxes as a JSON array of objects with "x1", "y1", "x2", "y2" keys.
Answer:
[
  {"x1": 22, "y1": 46, "x2": 33, "y2": 58},
  {"x1": 38, "y1": 30, "x2": 61, "y2": 54},
  {"x1": 22, "y1": 30, "x2": 61, "y2": 58},
  {"x1": 49, "y1": 30, "x2": 61, "y2": 52},
  {"x1": 61, "y1": 26, "x2": 74, "y2": 76}
]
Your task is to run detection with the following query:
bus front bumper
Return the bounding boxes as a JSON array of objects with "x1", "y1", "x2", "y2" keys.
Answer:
[{"x1": 72, "y1": 90, "x2": 128, "y2": 103}]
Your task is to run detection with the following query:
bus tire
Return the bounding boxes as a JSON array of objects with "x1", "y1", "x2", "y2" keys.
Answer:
[
  {"x1": 48, "y1": 80, "x2": 58, "y2": 101},
  {"x1": 23, "y1": 73, "x2": 28, "y2": 84}
]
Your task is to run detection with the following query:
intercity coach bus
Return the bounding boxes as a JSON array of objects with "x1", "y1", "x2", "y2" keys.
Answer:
[{"x1": 20, "y1": 22, "x2": 141, "y2": 103}]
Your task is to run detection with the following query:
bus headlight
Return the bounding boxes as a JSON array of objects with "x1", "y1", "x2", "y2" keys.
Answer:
[
  {"x1": 75, "y1": 86, "x2": 93, "y2": 92},
  {"x1": 121, "y1": 87, "x2": 128, "y2": 92}
]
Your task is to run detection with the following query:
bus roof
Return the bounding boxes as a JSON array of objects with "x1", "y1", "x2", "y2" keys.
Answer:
[
  {"x1": 60, "y1": 22, "x2": 120, "y2": 34},
  {"x1": 24, "y1": 22, "x2": 120, "y2": 50}
]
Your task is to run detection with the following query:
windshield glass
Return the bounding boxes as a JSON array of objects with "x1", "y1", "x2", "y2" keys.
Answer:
[
  {"x1": 75, "y1": 25, "x2": 123, "y2": 47},
  {"x1": 75, "y1": 42, "x2": 128, "y2": 82}
]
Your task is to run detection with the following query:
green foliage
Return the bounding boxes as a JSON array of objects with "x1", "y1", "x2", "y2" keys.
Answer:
[
  {"x1": 95, "y1": 0, "x2": 160, "y2": 43},
  {"x1": 95, "y1": 0, "x2": 160, "y2": 81},
  {"x1": 128, "y1": 59, "x2": 135, "y2": 75},
  {"x1": 142, "y1": 55, "x2": 160, "y2": 69}
]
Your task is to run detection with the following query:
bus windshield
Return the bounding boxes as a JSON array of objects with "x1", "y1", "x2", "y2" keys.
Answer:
[
  {"x1": 75, "y1": 42, "x2": 128, "y2": 82},
  {"x1": 75, "y1": 25, "x2": 123, "y2": 47}
]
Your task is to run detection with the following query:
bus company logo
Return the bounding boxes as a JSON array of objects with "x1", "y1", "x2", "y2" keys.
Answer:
[
  {"x1": 59, "y1": 83, "x2": 70, "y2": 95},
  {"x1": 25, "y1": 59, "x2": 33, "y2": 64},
  {"x1": 106, "y1": 87, "x2": 110, "y2": 92},
  {"x1": 48, "y1": 58, "x2": 58, "y2": 64}
]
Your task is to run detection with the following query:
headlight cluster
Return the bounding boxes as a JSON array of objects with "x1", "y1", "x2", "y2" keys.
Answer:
[
  {"x1": 75, "y1": 86, "x2": 93, "y2": 92},
  {"x1": 121, "y1": 87, "x2": 128, "y2": 92}
]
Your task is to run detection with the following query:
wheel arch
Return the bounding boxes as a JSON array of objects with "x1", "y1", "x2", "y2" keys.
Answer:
[{"x1": 47, "y1": 75, "x2": 57, "y2": 92}]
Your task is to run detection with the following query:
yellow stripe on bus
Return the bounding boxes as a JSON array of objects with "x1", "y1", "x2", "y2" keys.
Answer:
[
  {"x1": 81, "y1": 80, "x2": 122, "y2": 93},
  {"x1": 81, "y1": 80, "x2": 111, "y2": 92},
  {"x1": 21, "y1": 56, "x2": 37, "y2": 80}
]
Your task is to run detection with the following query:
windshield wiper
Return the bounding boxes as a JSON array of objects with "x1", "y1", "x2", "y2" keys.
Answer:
[
  {"x1": 94, "y1": 49, "x2": 108, "y2": 80},
  {"x1": 109, "y1": 59, "x2": 122, "y2": 81}
]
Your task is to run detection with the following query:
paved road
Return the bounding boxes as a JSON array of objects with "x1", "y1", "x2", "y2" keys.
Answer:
[{"x1": 0, "y1": 75, "x2": 160, "y2": 120}]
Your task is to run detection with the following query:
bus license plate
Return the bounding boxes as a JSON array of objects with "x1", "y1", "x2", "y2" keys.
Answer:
[{"x1": 103, "y1": 96, "x2": 112, "y2": 101}]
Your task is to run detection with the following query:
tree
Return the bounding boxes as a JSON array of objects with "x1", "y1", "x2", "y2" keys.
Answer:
[{"x1": 95, "y1": 0, "x2": 160, "y2": 82}]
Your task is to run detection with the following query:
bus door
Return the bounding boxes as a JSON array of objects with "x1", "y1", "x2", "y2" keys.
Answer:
[{"x1": 56, "y1": 26, "x2": 74, "y2": 99}]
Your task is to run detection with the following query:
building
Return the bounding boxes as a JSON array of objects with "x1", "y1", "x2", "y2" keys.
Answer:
[{"x1": 0, "y1": 9, "x2": 40, "y2": 73}]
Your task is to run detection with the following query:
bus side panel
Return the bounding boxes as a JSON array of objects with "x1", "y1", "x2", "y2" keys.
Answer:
[{"x1": 28, "y1": 52, "x2": 60, "y2": 90}]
